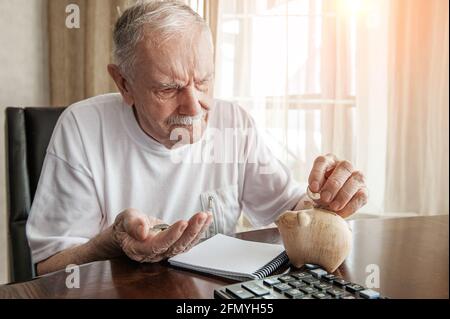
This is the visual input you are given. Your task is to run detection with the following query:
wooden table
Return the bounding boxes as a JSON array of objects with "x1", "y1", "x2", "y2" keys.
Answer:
[{"x1": 0, "y1": 215, "x2": 448, "y2": 299}]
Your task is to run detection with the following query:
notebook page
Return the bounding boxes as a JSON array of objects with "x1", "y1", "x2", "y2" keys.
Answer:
[{"x1": 168, "y1": 234, "x2": 285, "y2": 276}]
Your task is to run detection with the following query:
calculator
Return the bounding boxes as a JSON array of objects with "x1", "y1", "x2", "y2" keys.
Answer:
[{"x1": 214, "y1": 265, "x2": 387, "y2": 299}]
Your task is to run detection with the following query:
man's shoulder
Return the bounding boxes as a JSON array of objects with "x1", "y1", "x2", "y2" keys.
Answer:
[
  {"x1": 53, "y1": 93, "x2": 124, "y2": 135},
  {"x1": 48, "y1": 93, "x2": 124, "y2": 151},
  {"x1": 64, "y1": 93, "x2": 123, "y2": 117}
]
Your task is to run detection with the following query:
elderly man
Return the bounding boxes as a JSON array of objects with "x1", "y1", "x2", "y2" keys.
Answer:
[{"x1": 27, "y1": 0, "x2": 368, "y2": 275}]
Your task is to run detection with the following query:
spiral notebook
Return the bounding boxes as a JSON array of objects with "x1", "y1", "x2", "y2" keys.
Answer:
[{"x1": 168, "y1": 234, "x2": 289, "y2": 281}]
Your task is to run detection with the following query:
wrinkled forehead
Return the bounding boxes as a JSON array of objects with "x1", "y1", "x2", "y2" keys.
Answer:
[{"x1": 134, "y1": 28, "x2": 214, "y2": 83}]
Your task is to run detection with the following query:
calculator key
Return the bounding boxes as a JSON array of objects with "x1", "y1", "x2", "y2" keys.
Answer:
[
  {"x1": 242, "y1": 283, "x2": 270, "y2": 296},
  {"x1": 303, "y1": 277, "x2": 320, "y2": 285},
  {"x1": 226, "y1": 286, "x2": 255, "y2": 299},
  {"x1": 285, "y1": 289, "x2": 305, "y2": 299},
  {"x1": 273, "y1": 283, "x2": 292, "y2": 292},
  {"x1": 279, "y1": 275, "x2": 296, "y2": 283},
  {"x1": 297, "y1": 295, "x2": 315, "y2": 299},
  {"x1": 327, "y1": 288, "x2": 346, "y2": 297},
  {"x1": 341, "y1": 294, "x2": 357, "y2": 299},
  {"x1": 346, "y1": 283, "x2": 366, "y2": 293},
  {"x1": 304, "y1": 264, "x2": 320, "y2": 270},
  {"x1": 359, "y1": 289, "x2": 380, "y2": 299},
  {"x1": 263, "y1": 278, "x2": 281, "y2": 287},
  {"x1": 262, "y1": 294, "x2": 278, "y2": 299},
  {"x1": 300, "y1": 286, "x2": 318, "y2": 295},
  {"x1": 313, "y1": 292, "x2": 332, "y2": 299},
  {"x1": 309, "y1": 268, "x2": 328, "y2": 278},
  {"x1": 314, "y1": 282, "x2": 333, "y2": 290},
  {"x1": 333, "y1": 278, "x2": 351, "y2": 287},
  {"x1": 322, "y1": 274, "x2": 337, "y2": 282},
  {"x1": 292, "y1": 272, "x2": 312, "y2": 280},
  {"x1": 289, "y1": 281, "x2": 307, "y2": 289}
]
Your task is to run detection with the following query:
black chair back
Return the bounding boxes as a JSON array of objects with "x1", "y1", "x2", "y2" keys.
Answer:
[{"x1": 6, "y1": 107, "x2": 66, "y2": 283}]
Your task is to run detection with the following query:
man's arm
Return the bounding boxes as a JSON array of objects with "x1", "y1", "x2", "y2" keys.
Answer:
[
  {"x1": 36, "y1": 209, "x2": 212, "y2": 275},
  {"x1": 36, "y1": 226, "x2": 120, "y2": 276}
]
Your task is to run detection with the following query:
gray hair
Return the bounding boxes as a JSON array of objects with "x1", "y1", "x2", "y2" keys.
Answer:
[{"x1": 113, "y1": 0, "x2": 210, "y2": 79}]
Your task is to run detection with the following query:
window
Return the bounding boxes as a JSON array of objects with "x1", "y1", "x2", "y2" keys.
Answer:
[
  {"x1": 185, "y1": 0, "x2": 205, "y2": 17},
  {"x1": 214, "y1": 0, "x2": 358, "y2": 182}
]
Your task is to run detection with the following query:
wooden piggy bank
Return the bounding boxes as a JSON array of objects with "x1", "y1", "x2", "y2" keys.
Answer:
[{"x1": 275, "y1": 208, "x2": 352, "y2": 273}]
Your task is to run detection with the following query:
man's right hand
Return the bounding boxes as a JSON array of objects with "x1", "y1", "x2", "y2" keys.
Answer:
[{"x1": 111, "y1": 209, "x2": 212, "y2": 263}]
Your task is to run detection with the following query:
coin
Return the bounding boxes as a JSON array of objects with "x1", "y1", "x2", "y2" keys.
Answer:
[
  {"x1": 150, "y1": 224, "x2": 170, "y2": 232},
  {"x1": 307, "y1": 187, "x2": 321, "y2": 201}
]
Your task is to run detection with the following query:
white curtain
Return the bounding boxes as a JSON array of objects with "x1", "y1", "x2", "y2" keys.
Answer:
[
  {"x1": 214, "y1": 0, "x2": 361, "y2": 206},
  {"x1": 213, "y1": 0, "x2": 449, "y2": 216},
  {"x1": 184, "y1": 0, "x2": 204, "y2": 16},
  {"x1": 384, "y1": 0, "x2": 449, "y2": 215}
]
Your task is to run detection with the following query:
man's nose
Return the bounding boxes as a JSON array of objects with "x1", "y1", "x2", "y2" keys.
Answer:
[{"x1": 177, "y1": 85, "x2": 202, "y2": 116}]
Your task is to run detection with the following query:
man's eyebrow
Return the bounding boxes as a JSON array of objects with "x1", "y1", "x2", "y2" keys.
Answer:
[
  {"x1": 154, "y1": 73, "x2": 214, "y2": 89},
  {"x1": 155, "y1": 81, "x2": 182, "y2": 89}
]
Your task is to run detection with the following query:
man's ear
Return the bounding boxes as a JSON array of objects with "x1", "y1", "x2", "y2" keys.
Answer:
[{"x1": 107, "y1": 64, "x2": 135, "y2": 106}]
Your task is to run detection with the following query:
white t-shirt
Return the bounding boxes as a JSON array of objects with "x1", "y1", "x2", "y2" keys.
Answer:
[{"x1": 26, "y1": 93, "x2": 304, "y2": 264}]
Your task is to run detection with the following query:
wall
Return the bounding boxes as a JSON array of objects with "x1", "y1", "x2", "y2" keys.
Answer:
[{"x1": 0, "y1": 0, "x2": 49, "y2": 284}]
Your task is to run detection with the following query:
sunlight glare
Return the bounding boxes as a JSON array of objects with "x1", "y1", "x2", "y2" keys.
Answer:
[{"x1": 343, "y1": 0, "x2": 364, "y2": 15}]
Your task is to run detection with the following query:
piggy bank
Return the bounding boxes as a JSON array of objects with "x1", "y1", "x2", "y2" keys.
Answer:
[{"x1": 275, "y1": 208, "x2": 352, "y2": 273}]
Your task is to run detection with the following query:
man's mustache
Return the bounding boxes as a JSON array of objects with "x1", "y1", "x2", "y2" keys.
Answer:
[{"x1": 166, "y1": 109, "x2": 207, "y2": 126}]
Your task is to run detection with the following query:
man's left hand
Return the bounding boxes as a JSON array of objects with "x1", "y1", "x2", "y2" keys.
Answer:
[{"x1": 308, "y1": 154, "x2": 368, "y2": 218}]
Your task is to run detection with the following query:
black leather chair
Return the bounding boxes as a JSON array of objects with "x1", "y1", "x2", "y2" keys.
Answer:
[{"x1": 6, "y1": 107, "x2": 66, "y2": 283}]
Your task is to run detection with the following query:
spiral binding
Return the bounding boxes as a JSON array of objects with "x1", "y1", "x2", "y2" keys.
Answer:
[{"x1": 253, "y1": 251, "x2": 289, "y2": 279}]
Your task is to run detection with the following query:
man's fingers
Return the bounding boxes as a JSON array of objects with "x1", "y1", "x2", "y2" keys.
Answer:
[
  {"x1": 308, "y1": 154, "x2": 337, "y2": 192},
  {"x1": 319, "y1": 160, "x2": 354, "y2": 204},
  {"x1": 330, "y1": 171, "x2": 366, "y2": 211},
  {"x1": 181, "y1": 214, "x2": 213, "y2": 253},
  {"x1": 122, "y1": 209, "x2": 151, "y2": 241},
  {"x1": 336, "y1": 188, "x2": 369, "y2": 218},
  {"x1": 307, "y1": 154, "x2": 368, "y2": 220},
  {"x1": 150, "y1": 220, "x2": 187, "y2": 254},
  {"x1": 167, "y1": 212, "x2": 212, "y2": 256},
  {"x1": 137, "y1": 213, "x2": 212, "y2": 262},
  {"x1": 180, "y1": 213, "x2": 212, "y2": 253}
]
